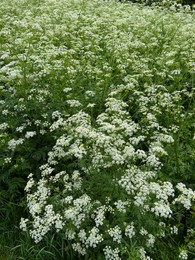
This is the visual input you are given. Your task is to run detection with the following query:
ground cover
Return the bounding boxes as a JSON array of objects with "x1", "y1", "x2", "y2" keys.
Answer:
[{"x1": 0, "y1": 0, "x2": 195, "y2": 259}]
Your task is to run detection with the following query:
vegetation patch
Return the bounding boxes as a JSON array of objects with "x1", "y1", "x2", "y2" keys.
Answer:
[{"x1": 0, "y1": 0, "x2": 195, "y2": 259}]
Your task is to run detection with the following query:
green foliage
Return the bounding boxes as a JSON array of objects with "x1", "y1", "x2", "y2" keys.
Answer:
[
  {"x1": 0, "y1": 0, "x2": 195, "y2": 259},
  {"x1": 123, "y1": 0, "x2": 195, "y2": 8}
]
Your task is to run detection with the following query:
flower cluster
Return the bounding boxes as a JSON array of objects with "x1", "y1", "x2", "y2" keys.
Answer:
[
  {"x1": 173, "y1": 183, "x2": 195, "y2": 210},
  {"x1": 20, "y1": 92, "x2": 195, "y2": 258}
]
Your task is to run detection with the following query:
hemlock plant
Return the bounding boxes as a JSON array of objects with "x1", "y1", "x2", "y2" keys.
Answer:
[{"x1": 0, "y1": 0, "x2": 195, "y2": 259}]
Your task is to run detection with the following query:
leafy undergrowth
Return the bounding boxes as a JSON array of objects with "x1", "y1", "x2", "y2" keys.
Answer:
[{"x1": 0, "y1": 0, "x2": 195, "y2": 259}]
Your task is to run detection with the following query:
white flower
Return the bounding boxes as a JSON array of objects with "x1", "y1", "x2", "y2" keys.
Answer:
[
  {"x1": 108, "y1": 226, "x2": 122, "y2": 244},
  {"x1": 63, "y1": 87, "x2": 72, "y2": 93},
  {"x1": 16, "y1": 125, "x2": 25, "y2": 132},
  {"x1": 140, "y1": 227, "x2": 148, "y2": 236},
  {"x1": 55, "y1": 214, "x2": 64, "y2": 231},
  {"x1": 20, "y1": 218, "x2": 28, "y2": 231},
  {"x1": 78, "y1": 229, "x2": 87, "y2": 243},
  {"x1": 25, "y1": 131, "x2": 36, "y2": 139},
  {"x1": 4, "y1": 157, "x2": 12, "y2": 164},
  {"x1": 173, "y1": 183, "x2": 195, "y2": 210},
  {"x1": 179, "y1": 250, "x2": 188, "y2": 260},
  {"x1": 52, "y1": 111, "x2": 61, "y2": 119},
  {"x1": 24, "y1": 175, "x2": 35, "y2": 192},
  {"x1": 114, "y1": 200, "x2": 127, "y2": 213},
  {"x1": 151, "y1": 201, "x2": 172, "y2": 218},
  {"x1": 146, "y1": 234, "x2": 155, "y2": 247},
  {"x1": 94, "y1": 205, "x2": 106, "y2": 227},
  {"x1": 125, "y1": 223, "x2": 135, "y2": 239},
  {"x1": 65, "y1": 229, "x2": 76, "y2": 240},
  {"x1": 85, "y1": 90, "x2": 95, "y2": 97},
  {"x1": 103, "y1": 246, "x2": 121, "y2": 260},
  {"x1": 139, "y1": 247, "x2": 153, "y2": 259},
  {"x1": 0, "y1": 122, "x2": 9, "y2": 130},
  {"x1": 64, "y1": 196, "x2": 73, "y2": 204},
  {"x1": 87, "y1": 103, "x2": 96, "y2": 108},
  {"x1": 2, "y1": 110, "x2": 9, "y2": 115},
  {"x1": 8, "y1": 138, "x2": 24, "y2": 150},
  {"x1": 170, "y1": 226, "x2": 178, "y2": 234},
  {"x1": 86, "y1": 227, "x2": 103, "y2": 248},
  {"x1": 72, "y1": 242, "x2": 86, "y2": 255},
  {"x1": 66, "y1": 99, "x2": 82, "y2": 108}
]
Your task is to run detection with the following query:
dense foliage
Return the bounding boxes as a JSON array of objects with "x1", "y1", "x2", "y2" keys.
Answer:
[
  {"x1": 0, "y1": 0, "x2": 195, "y2": 259},
  {"x1": 124, "y1": 0, "x2": 195, "y2": 8}
]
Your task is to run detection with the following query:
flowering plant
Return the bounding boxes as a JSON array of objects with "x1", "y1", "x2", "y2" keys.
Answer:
[
  {"x1": 0, "y1": 0, "x2": 194, "y2": 258},
  {"x1": 20, "y1": 89, "x2": 195, "y2": 259}
]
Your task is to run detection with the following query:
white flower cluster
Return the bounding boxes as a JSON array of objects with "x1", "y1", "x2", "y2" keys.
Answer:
[
  {"x1": 151, "y1": 201, "x2": 172, "y2": 218},
  {"x1": 64, "y1": 194, "x2": 92, "y2": 228},
  {"x1": 94, "y1": 205, "x2": 107, "y2": 227},
  {"x1": 178, "y1": 250, "x2": 188, "y2": 260},
  {"x1": 0, "y1": 122, "x2": 9, "y2": 130},
  {"x1": 108, "y1": 226, "x2": 122, "y2": 244},
  {"x1": 25, "y1": 131, "x2": 36, "y2": 139},
  {"x1": 24, "y1": 173, "x2": 35, "y2": 193},
  {"x1": 19, "y1": 91, "x2": 195, "y2": 257},
  {"x1": 114, "y1": 200, "x2": 128, "y2": 213},
  {"x1": 20, "y1": 217, "x2": 28, "y2": 231},
  {"x1": 139, "y1": 247, "x2": 153, "y2": 260},
  {"x1": 86, "y1": 227, "x2": 103, "y2": 248},
  {"x1": 8, "y1": 138, "x2": 24, "y2": 151},
  {"x1": 72, "y1": 242, "x2": 86, "y2": 256},
  {"x1": 103, "y1": 246, "x2": 121, "y2": 260},
  {"x1": 125, "y1": 223, "x2": 135, "y2": 239},
  {"x1": 146, "y1": 234, "x2": 156, "y2": 247},
  {"x1": 70, "y1": 225, "x2": 104, "y2": 252},
  {"x1": 173, "y1": 183, "x2": 195, "y2": 210},
  {"x1": 170, "y1": 226, "x2": 178, "y2": 235},
  {"x1": 29, "y1": 205, "x2": 64, "y2": 243},
  {"x1": 66, "y1": 99, "x2": 82, "y2": 108}
]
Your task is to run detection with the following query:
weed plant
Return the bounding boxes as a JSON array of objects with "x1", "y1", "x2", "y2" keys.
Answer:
[{"x1": 0, "y1": 0, "x2": 195, "y2": 259}]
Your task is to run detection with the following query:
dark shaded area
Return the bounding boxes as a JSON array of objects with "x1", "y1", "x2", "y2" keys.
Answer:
[{"x1": 121, "y1": 0, "x2": 195, "y2": 7}]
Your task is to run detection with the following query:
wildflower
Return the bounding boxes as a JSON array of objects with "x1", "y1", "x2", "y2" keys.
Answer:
[
  {"x1": 103, "y1": 246, "x2": 121, "y2": 260},
  {"x1": 125, "y1": 223, "x2": 135, "y2": 239},
  {"x1": 72, "y1": 242, "x2": 86, "y2": 255},
  {"x1": 87, "y1": 103, "x2": 96, "y2": 108},
  {"x1": 4, "y1": 157, "x2": 12, "y2": 164},
  {"x1": 140, "y1": 227, "x2": 148, "y2": 236},
  {"x1": 85, "y1": 90, "x2": 95, "y2": 97},
  {"x1": 179, "y1": 250, "x2": 188, "y2": 260},
  {"x1": 8, "y1": 138, "x2": 24, "y2": 150},
  {"x1": 0, "y1": 123, "x2": 9, "y2": 130},
  {"x1": 151, "y1": 201, "x2": 172, "y2": 218},
  {"x1": 173, "y1": 183, "x2": 195, "y2": 210},
  {"x1": 146, "y1": 234, "x2": 155, "y2": 247},
  {"x1": 94, "y1": 205, "x2": 106, "y2": 227},
  {"x1": 170, "y1": 226, "x2": 178, "y2": 235},
  {"x1": 63, "y1": 87, "x2": 72, "y2": 93},
  {"x1": 20, "y1": 218, "x2": 28, "y2": 231},
  {"x1": 66, "y1": 99, "x2": 82, "y2": 108},
  {"x1": 108, "y1": 226, "x2": 122, "y2": 243},
  {"x1": 25, "y1": 131, "x2": 36, "y2": 138},
  {"x1": 86, "y1": 227, "x2": 103, "y2": 248},
  {"x1": 114, "y1": 200, "x2": 127, "y2": 213}
]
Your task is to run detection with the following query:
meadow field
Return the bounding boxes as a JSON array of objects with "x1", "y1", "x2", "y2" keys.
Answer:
[{"x1": 0, "y1": 0, "x2": 195, "y2": 259}]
